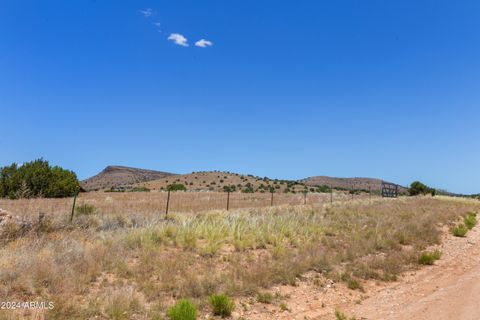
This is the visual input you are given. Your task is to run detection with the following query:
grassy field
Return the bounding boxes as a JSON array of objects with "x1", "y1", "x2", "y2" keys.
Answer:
[
  {"x1": 0, "y1": 191, "x2": 358, "y2": 219},
  {"x1": 0, "y1": 195, "x2": 478, "y2": 319}
]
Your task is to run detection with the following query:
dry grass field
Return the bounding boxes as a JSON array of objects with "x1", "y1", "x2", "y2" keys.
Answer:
[
  {"x1": 0, "y1": 195, "x2": 478, "y2": 320},
  {"x1": 0, "y1": 191, "x2": 356, "y2": 219}
]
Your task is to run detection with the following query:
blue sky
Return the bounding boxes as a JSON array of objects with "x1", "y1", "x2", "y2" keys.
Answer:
[{"x1": 1, "y1": 1, "x2": 479, "y2": 194}]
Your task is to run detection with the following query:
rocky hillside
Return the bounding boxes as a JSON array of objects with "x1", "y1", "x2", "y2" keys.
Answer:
[
  {"x1": 81, "y1": 166, "x2": 176, "y2": 191},
  {"x1": 134, "y1": 171, "x2": 313, "y2": 193}
]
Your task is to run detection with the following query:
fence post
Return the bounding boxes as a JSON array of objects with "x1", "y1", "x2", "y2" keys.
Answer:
[
  {"x1": 70, "y1": 193, "x2": 77, "y2": 223},
  {"x1": 304, "y1": 191, "x2": 307, "y2": 205},
  {"x1": 165, "y1": 190, "x2": 171, "y2": 218},
  {"x1": 351, "y1": 184, "x2": 354, "y2": 200},
  {"x1": 226, "y1": 190, "x2": 230, "y2": 211},
  {"x1": 369, "y1": 186, "x2": 371, "y2": 201},
  {"x1": 270, "y1": 191, "x2": 274, "y2": 206},
  {"x1": 330, "y1": 184, "x2": 333, "y2": 204}
]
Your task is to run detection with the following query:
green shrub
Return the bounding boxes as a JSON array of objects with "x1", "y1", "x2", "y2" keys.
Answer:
[
  {"x1": 257, "y1": 292, "x2": 273, "y2": 304},
  {"x1": 335, "y1": 310, "x2": 348, "y2": 320},
  {"x1": 0, "y1": 159, "x2": 80, "y2": 198},
  {"x1": 453, "y1": 224, "x2": 468, "y2": 237},
  {"x1": 346, "y1": 278, "x2": 363, "y2": 291},
  {"x1": 464, "y1": 212, "x2": 477, "y2": 230},
  {"x1": 223, "y1": 185, "x2": 236, "y2": 192},
  {"x1": 130, "y1": 187, "x2": 150, "y2": 192},
  {"x1": 418, "y1": 250, "x2": 441, "y2": 265},
  {"x1": 76, "y1": 204, "x2": 96, "y2": 216},
  {"x1": 335, "y1": 310, "x2": 358, "y2": 320},
  {"x1": 341, "y1": 273, "x2": 364, "y2": 292},
  {"x1": 409, "y1": 181, "x2": 435, "y2": 196},
  {"x1": 167, "y1": 299, "x2": 197, "y2": 320},
  {"x1": 167, "y1": 183, "x2": 187, "y2": 192},
  {"x1": 209, "y1": 294, "x2": 235, "y2": 317}
]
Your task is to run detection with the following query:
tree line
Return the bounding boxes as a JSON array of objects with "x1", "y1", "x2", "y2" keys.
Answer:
[{"x1": 0, "y1": 159, "x2": 80, "y2": 199}]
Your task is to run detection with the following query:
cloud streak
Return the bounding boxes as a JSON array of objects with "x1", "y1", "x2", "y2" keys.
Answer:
[
  {"x1": 139, "y1": 8, "x2": 154, "y2": 18},
  {"x1": 168, "y1": 33, "x2": 189, "y2": 47},
  {"x1": 139, "y1": 9, "x2": 214, "y2": 49},
  {"x1": 195, "y1": 39, "x2": 213, "y2": 48}
]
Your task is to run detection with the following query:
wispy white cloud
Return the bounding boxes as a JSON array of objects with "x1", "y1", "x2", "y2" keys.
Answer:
[
  {"x1": 168, "y1": 33, "x2": 189, "y2": 47},
  {"x1": 139, "y1": 8, "x2": 154, "y2": 18},
  {"x1": 154, "y1": 22, "x2": 161, "y2": 27},
  {"x1": 195, "y1": 39, "x2": 213, "y2": 48}
]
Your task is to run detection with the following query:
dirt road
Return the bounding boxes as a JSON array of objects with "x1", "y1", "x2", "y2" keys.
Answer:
[
  {"x1": 347, "y1": 225, "x2": 480, "y2": 320},
  {"x1": 235, "y1": 216, "x2": 480, "y2": 320}
]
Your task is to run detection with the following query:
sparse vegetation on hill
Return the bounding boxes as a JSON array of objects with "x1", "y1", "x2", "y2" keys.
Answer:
[
  {"x1": 133, "y1": 171, "x2": 356, "y2": 195},
  {"x1": 0, "y1": 159, "x2": 80, "y2": 199}
]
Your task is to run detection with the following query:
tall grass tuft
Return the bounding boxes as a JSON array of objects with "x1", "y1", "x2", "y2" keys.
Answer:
[
  {"x1": 452, "y1": 224, "x2": 468, "y2": 237},
  {"x1": 167, "y1": 299, "x2": 197, "y2": 320},
  {"x1": 418, "y1": 250, "x2": 441, "y2": 265},
  {"x1": 209, "y1": 294, "x2": 235, "y2": 317},
  {"x1": 464, "y1": 212, "x2": 477, "y2": 230}
]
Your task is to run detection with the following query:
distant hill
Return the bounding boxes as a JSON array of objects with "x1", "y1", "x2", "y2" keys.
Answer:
[
  {"x1": 133, "y1": 171, "x2": 311, "y2": 193},
  {"x1": 82, "y1": 167, "x2": 407, "y2": 195},
  {"x1": 301, "y1": 176, "x2": 408, "y2": 193},
  {"x1": 81, "y1": 166, "x2": 176, "y2": 191}
]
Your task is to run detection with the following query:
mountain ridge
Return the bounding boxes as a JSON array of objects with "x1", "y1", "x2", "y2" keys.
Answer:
[
  {"x1": 81, "y1": 166, "x2": 407, "y2": 194},
  {"x1": 80, "y1": 165, "x2": 176, "y2": 191}
]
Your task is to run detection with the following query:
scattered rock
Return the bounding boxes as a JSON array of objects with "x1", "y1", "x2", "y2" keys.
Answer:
[
  {"x1": 0, "y1": 208, "x2": 31, "y2": 235},
  {"x1": 0, "y1": 208, "x2": 14, "y2": 226}
]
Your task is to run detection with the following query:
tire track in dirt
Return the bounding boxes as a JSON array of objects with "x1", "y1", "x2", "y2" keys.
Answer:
[{"x1": 346, "y1": 225, "x2": 480, "y2": 320}]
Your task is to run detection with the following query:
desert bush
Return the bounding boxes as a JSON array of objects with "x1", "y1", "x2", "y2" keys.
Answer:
[
  {"x1": 0, "y1": 159, "x2": 80, "y2": 198},
  {"x1": 409, "y1": 181, "x2": 435, "y2": 196},
  {"x1": 209, "y1": 294, "x2": 235, "y2": 317},
  {"x1": 257, "y1": 292, "x2": 273, "y2": 303},
  {"x1": 223, "y1": 185, "x2": 236, "y2": 192},
  {"x1": 464, "y1": 212, "x2": 477, "y2": 230},
  {"x1": 167, "y1": 183, "x2": 187, "y2": 191},
  {"x1": 341, "y1": 273, "x2": 364, "y2": 291},
  {"x1": 167, "y1": 299, "x2": 197, "y2": 320},
  {"x1": 335, "y1": 310, "x2": 348, "y2": 320},
  {"x1": 335, "y1": 310, "x2": 357, "y2": 320},
  {"x1": 36, "y1": 213, "x2": 55, "y2": 233},
  {"x1": 130, "y1": 187, "x2": 150, "y2": 192},
  {"x1": 76, "y1": 203, "x2": 97, "y2": 215},
  {"x1": 347, "y1": 278, "x2": 363, "y2": 291},
  {"x1": 0, "y1": 221, "x2": 27, "y2": 243},
  {"x1": 418, "y1": 250, "x2": 441, "y2": 265},
  {"x1": 106, "y1": 289, "x2": 143, "y2": 320},
  {"x1": 452, "y1": 224, "x2": 468, "y2": 237}
]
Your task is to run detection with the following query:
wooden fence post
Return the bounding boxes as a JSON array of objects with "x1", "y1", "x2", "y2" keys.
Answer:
[
  {"x1": 270, "y1": 191, "x2": 274, "y2": 206},
  {"x1": 226, "y1": 190, "x2": 230, "y2": 211},
  {"x1": 330, "y1": 184, "x2": 333, "y2": 204},
  {"x1": 165, "y1": 190, "x2": 171, "y2": 218},
  {"x1": 70, "y1": 193, "x2": 77, "y2": 223},
  {"x1": 304, "y1": 191, "x2": 307, "y2": 205}
]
